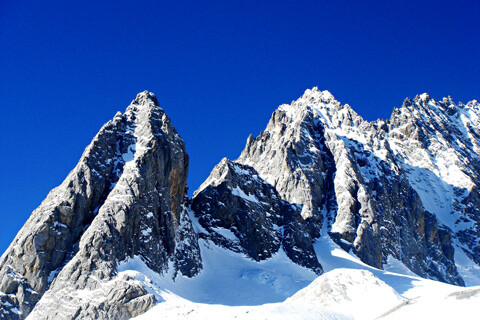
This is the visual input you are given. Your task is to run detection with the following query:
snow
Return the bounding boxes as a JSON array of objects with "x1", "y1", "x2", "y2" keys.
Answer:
[
  {"x1": 126, "y1": 240, "x2": 331, "y2": 320},
  {"x1": 141, "y1": 227, "x2": 152, "y2": 237},
  {"x1": 47, "y1": 269, "x2": 60, "y2": 283},
  {"x1": 378, "y1": 285, "x2": 480, "y2": 320},
  {"x1": 125, "y1": 230, "x2": 480, "y2": 320},
  {"x1": 122, "y1": 143, "x2": 136, "y2": 163},
  {"x1": 231, "y1": 165, "x2": 252, "y2": 176},
  {"x1": 135, "y1": 296, "x2": 337, "y2": 320},
  {"x1": 211, "y1": 227, "x2": 238, "y2": 241},
  {"x1": 419, "y1": 93, "x2": 429, "y2": 101},
  {"x1": 288, "y1": 268, "x2": 405, "y2": 320},
  {"x1": 230, "y1": 187, "x2": 260, "y2": 204},
  {"x1": 453, "y1": 241, "x2": 480, "y2": 286},
  {"x1": 383, "y1": 255, "x2": 418, "y2": 277},
  {"x1": 120, "y1": 239, "x2": 316, "y2": 307},
  {"x1": 52, "y1": 221, "x2": 67, "y2": 229},
  {"x1": 9, "y1": 307, "x2": 20, "y2": 315}
]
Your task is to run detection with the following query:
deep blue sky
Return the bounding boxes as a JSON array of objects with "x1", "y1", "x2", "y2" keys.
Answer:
[{"x1": 1, "y1": 0, "x2": 479, "y2": 254}]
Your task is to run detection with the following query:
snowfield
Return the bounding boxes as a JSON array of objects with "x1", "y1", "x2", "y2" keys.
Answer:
[{"x1": 126, "y1": 234, "x2": 480, "y2": 320}]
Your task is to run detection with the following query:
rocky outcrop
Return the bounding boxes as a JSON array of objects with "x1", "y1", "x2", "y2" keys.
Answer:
[
  {"x1": 238, "y1": 88, "x2": 475, "y2": 285},
  {"x1": 389, "y1": 94, "x2": 480, "y2": 270},
  {"x1": 0, "y1": 92, "x2": 201, "y2": 319},
  {"x1": 1, "y1": 87, "x2": 479, "y2": 319},
  {"x1": 192, "y1": 159, "x2": 322, "y2": 274}
]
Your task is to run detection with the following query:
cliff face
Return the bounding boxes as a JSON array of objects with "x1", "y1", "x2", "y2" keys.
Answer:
[
  {"x1": 0, "y1": 92, "x2": 201, "y2": 319},
  {"x1": 1, "y1": 88, "x2": 479, "y2": 319},
  {"x1": 192, "y1": 158, "x2": 322, "y2": 274},
  {"x1": 238, "y1": 88, "x2": 479, "y2": 286}
]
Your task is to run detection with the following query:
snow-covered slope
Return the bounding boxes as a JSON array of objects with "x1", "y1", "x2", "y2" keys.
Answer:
[
  {"x1": 133, "y1": 233, "x2": 480, "y2": 320},
  {"x1": 1, "y1": 89, "x2": 479, "y2": 319}
]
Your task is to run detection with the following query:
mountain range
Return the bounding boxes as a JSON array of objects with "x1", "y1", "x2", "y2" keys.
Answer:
[{"x1": 1, "y1": 89, "x2": 479, "y2": 319}]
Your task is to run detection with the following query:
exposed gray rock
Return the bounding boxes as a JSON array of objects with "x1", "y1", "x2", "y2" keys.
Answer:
[
  {"x1": 192, "y1": 158, "x2": 322, "y2": 274},
  {"x1": 390, "y1": 95, "x2": 480, "y2": 271},
  {"x1": 0, "y1": 91, "x2": 201, "y2": 319},
  {"x1": 238, "y1": 88, "x2": 476, "y2": 285},
  {"x1": 1, "y1": 87, "x2": 479, "y2": 319}
]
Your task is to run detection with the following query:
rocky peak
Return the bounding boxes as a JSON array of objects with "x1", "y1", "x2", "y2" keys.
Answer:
[
  {"x1": 2, "y1": 87, "x2": 479, "y2": 320},
  {"x1": 193, "y1": 157, "x2": 234, "y2": 196},
  {"x1": 0, "y1": 92, "x2": 200, "y2": 319},
  {"x1": 279, "y1": 88, "x2": 363, "y2": 131},
  {"x1": 131, "y1": 90, "x2": 161, "y2": 109},
  {"x1": 192, "y1": 158, "x2": 322, "y2": 273},
  {"x1": 396, "y1": 93, "x2": 476, "y2": 123},
  {"x1": 239, "y1": 88, "x2": 467, "y2": 285},
  {"x1": 239, "y1": 87, "x2": 366, "y2": 223},
  {"x1": 299, "y1": 87, "x2": 336, "y2": 104}
]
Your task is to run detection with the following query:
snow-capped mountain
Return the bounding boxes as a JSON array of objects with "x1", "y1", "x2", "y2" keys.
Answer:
[
  {"x1": 238, "y1": 88, "x2": 480, "y2": 286},
  {"x1": 1, "y1": 89, "x2": 479, "y2": 319},
  {"x1": 0, "y1": 92, "x2": 200, "y2": 319}
]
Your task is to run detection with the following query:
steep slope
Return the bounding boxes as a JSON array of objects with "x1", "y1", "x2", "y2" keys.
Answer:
[
  {"x1": 1, "y1": 88, "x2": 479, "y2": 320},
  {"x1": 388, "y1": 94, "x2": 480, "y2": 285},
  {"x1": 238, "y1": 87, "x2": 479, "y2": 285},
  {"x1": 0, "y1": 92, "x2": 201, "y2": 319},
  {"x1": 192, "y1": 158, "x2": 322, "y2": 273}
]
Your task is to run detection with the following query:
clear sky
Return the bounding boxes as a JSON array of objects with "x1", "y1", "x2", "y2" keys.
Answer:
[{"x1": 1, "y1": 0, "x2": 479, "y2": 254}]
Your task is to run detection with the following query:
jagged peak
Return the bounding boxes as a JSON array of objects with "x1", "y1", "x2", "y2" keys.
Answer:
[
  {"x1": 134, "y1": 90, "x2": 159, "y2": 105},
  {"x1": 106, "y1": 91, "x2": 167, "y2": 135},
  {"x1": 126, "y1": 90, "x2": 163, "y2": 114},
  {"x1": 194, "y1": 157, "x2": 231, "y2": 196},
  {"x1": 299, "y1": 87, "x2": 337, "y2": 104},
  {"x1": 114, "y1": 110, "x2": 123, "y2": 119},
  {"x1": 399, "y1": 93, "x2": 471, "y2": 119},
  {"x1": 279, "y1": 88, "x2": 341, "y2": 117},
  {"x1": 193, "y1": 158, "x2": 262, "y2": 198},
  {"x1": 416, "y1": 92, "x2": 431, "y2": 102},
  {"x1": 274, "y1": 88, "x2": 365, "y2": 134},
  {"x1": 410, "y1": 93, "x2": 437, "y2": 111}
]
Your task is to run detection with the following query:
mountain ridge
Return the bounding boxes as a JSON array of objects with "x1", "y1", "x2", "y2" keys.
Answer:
[
  {"x1": 1, "y1": 88, "x2": 479, "y2": 319},
  {"x1": 238, "y1": 87, "x2": 479, "y2": 286}
]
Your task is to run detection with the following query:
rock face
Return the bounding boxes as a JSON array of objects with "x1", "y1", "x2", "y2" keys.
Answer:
[
  {"x1": 1, "y1": 88, "x2": 479, "y2": 319},
  {"x1": 0, "y1": 92, "x2": 201, "y2": 319},
  {"x1": 238, "y1": 88, "x2": 480, "y2": 286},
  {"x1": 192, "y1": 158, "x2": 322, "y2": 274}
]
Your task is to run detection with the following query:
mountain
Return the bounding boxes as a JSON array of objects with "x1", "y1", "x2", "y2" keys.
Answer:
[
  {"x1": 238, "y1": 88, "x2": 480, "y2": 286},
  {"x1": 1, "y1": 89, "x2": 479, "y2": 319},
  {"x1": 0, "y1": 92, "x2": 201, "y2": 319},
  {"x1": 192, "y1": 158, "x2": 322, "y2": 273}
]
